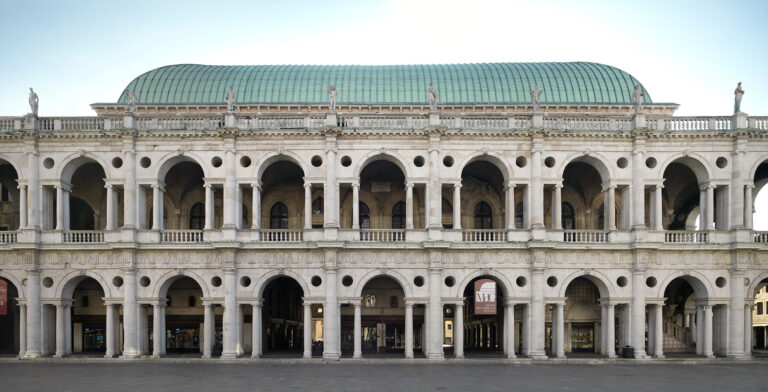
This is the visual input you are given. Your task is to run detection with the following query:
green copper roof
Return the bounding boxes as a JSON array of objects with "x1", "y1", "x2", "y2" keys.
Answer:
[{"x1": 117, "y1": 62, "x2": 653, "y2": 106}]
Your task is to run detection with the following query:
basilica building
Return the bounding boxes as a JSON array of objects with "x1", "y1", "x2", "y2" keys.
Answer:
[{"x1": 0, "y1": 62, "x2": 766, "y2": 360}]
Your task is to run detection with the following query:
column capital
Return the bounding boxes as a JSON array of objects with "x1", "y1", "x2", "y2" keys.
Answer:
[
  {"x1": 303, "y1": 182, "x2": 312, "y2": 190},
  {"x1": 504, "y1": 181, "x2": 516, "y2": 190},
  {"x1": 351, "y1": 181, "x2": 360, "y2": 188},
  {"x1": 655, "y1": 184, "x2": 664, "y2": 190},
  {"x1": 453, "y1": 182, "x2": 462, "y2": 190},
  {"x1": 151, "y1": 182, "x2": 166, "y2": 192},
  {"x1": 745, "y1": 184, "x2": 755, "y2": 190},
  {"x1": 553, "y1": 182, "x2": 563, "y2": 189},
  {"x1": 55, "y1": 182, "x2": 72, "y2": 192},
  {"x1": 602, "y1": 184, "x2": 617, "y2": 192},
  {"x1": 17, "y1": 183, "x2": 27, "y2": 190},
  {"x1": 251, "y1": 181, "x2": 262, "y2": 190}
]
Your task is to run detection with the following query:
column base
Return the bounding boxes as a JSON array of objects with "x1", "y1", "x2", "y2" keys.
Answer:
[
  {"x1": 152, "y1": 354, "x2": 163, "y2": 358},
  {"x1": 505, "y1": 353, "x2": 516, "y2": 359},
  {"x1": 22, "y1": 353, "x2": 41, "y2": 359},
  {"x1": 426, "y1": 353, "x2": 445, "y2": 360},
  {"x1": 120, "y1": 353, "x2": 140, "y2": 359},
  {"x1": 250, "y1": 354, "x2": 261, "y2": 359},
  {"x1": 405, "y1": 353, "x2": 414, "y2": 359},
  {"x1": 529, "y1": 353, "x2": 549, "y2": 360},
  {"x1": 220, "y1": 352, "x2": 238, "y2": 359},
  {"x1": 727, "y1": 353, "x2": 750, "y2": 360},
  {"x1": 606, "y1": 353, "x2": 617, "y2": 359},
  {"x1": 322, "y1": 353, "x2": 340, "y2": 360},
  {"x1": 353, "y1": 352, "x2": 362, "y2": 359}
]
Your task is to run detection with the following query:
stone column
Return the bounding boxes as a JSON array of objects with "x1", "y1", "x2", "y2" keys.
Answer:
[
  {"x1": 105, "y1": 184, "x2": 116, "y2": 230},
  {"x1": 705, "y1": 185, "x2": 715, "y2": 230},
  {"x1": 153, "y1": 303, "x2": 165, "y2": 357},
  {"x1": 222, "y1": 148, "x2": 237, "y2": 229},
  {"x1": 353, "y1": 303, "x2": 362, "y2": 359},
  {"x1": 405, "y1": 302, "x2": 414, "y2": 359},
  {"x1": 696, "y1": 306, "x2": 704, "y2": 355},
  {"x1": 251, "y1": 301, "x2": 262, "y2": 358},
  {"x1": 552, "y1": 184, "x2": 562, "y2": 229},
  {"x1": 530, "y1": 141, "x2": 544, "y2": 229},
  {"x1": 744, "y1": 185, "x2": 754, "y2": 229},
  {"x1": 18, "y1": 185, "x2": 27, "y2": 228},
  {"x1": 604, "y1": 185, "x2": 616, "y2": 230},
  {"x1": 427, "y1": 268, "x2": 443, "y2": 359},
  {"x1": 631, "y1": 148, "x2": 645, "y2": 229},
  {"x1": 221, "y1": 270, "x2": 238, "y2": 358},
  {"x1": 122, "y1": 271, "x2": 138, "y2": 358},
  {"x1": 55, "y1": 304, "x2": 66, "y2": 357},
  {"x1": 452, "y1": 184, "x2": 462, "y2": 230},
  {"x1": 405, "y1": 182, "x2": 414, "y2": 229},
  {"x1": 25, "y1": 271, "x2": 41, "y2": 358},
  {"x1": 323, "y1": 264, "x2": 340, "y2": 359},
  {"x1": 18, "y1": 303, "x2": 26, "y2": 358},
  {"x1": 554, "y1": 303, "x2": 565, "y2": 358},
  {"x1": 744, "y1": 302, "x2": 753, "y2": 357},
  {"x1": 455, "y1": 303, "x2": 464, "y2": 359},
  {"x1": 729, "y1": 272, "x2": 746, "y2": 358},
  {"x1": 324, "y1": 147, "x2": 338, "y2": 228},
  {"x1": 27, "y1": 148, "x2": 40, "y2": 229},
  {"x1": 122, "y1": 149, "x2": 136, "y2": 229},
  {"x1": 529, "y1": 269, "x2": 546, "y2": 358},
  {"x1": 427, "y1": 146, "x2": 442, "y2": 230},
  {"x1": 605, "y1": 304, "x2": 616, "y2": 357},
  {"x1": 304, "y1": 182, "x2": 312, "y2": 230},
  {"x1": 152, "y1": 183, "x2": 164, "y2": 230},
  {"x1": 304, "y1": 302, "x2": 312, "y2": 359},
  {"x1": 703, "y1": 305, "x2": 713, "y2": 357},
  {"x1": 251, "y1": 182, "x2": 261, "y2": 229},
  {"x1": 105, "y1": 304, "x2": 116, "y2": 358},
  {"x1": 352, "y1": 182, "x2": 360, "y2": 229},
  {"x1": 137, "y1": 304, "x2": 148, "y2": 355},
  {"x1": 505, "y1": 182, "x2": 515, "y2": 230},
  {"x1": 631, "y1": 271, "x2": 647, "y2": 358},
  {"x1": 506, "y1": 301, "x2": 516, "y2": 359},
  {"x1": 653, "y1": 185, "x2": 663, "y2": 230},
  {"x1": 55, "y1": 185, "x2": 65, "y2": 230},
  {"x1": 652, "y1": 304, "x2": 663, "y2": 357},
  {"x1": 204, "y1": 183, "x2": 214, "y2": 230},
  {"x1": 730, "y1": 147, "x2": 745, "y2": 228}
]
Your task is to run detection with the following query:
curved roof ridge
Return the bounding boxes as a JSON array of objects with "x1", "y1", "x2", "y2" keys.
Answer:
[{"x1": 117, "y1": 62, "x2": 655, "y2": 105}]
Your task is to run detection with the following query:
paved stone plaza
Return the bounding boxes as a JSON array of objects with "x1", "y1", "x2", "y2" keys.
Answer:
[{"x1": 0, "y1": 361, "x2": 766, "y2": 391}]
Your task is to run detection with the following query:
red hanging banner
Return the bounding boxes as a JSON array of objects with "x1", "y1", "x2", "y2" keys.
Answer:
[
  {"x1": 0, "y1": 279, "x2": 7, "y2": 316},
  {"x1": 474, "y1": 279, "x2": 496, "y2": 315}
]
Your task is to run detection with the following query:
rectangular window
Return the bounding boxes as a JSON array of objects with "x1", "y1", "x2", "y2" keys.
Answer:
[{"x1": 757, "y1": 302, "x2": 764, "y2": 315}]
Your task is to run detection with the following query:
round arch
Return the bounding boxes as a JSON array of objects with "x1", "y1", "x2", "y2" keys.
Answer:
[
  {"x1": 748, "y1": 154, "x2": 768, "y2": 181},
  {"x1": 56, "y1": 270, "x2": 112, "y2": 299},
  {"x1": 354, "y1": 270, "x2": 412, "y2": 298},
  {"x1": 254, "y1": 151, "x2": 308, "y2": 181},
  {"x1": 353, "y1": 151, "x2": 412, "y2": 179},
  {"x1": 153, "y1": 270, "x2": 211, "y2": 298},
  {"x1": 457, "y1": 152, "x2": 513, "y2": 182},
  {"x1": 656, "y1": 271, "x2": 713, "y2": 300},
  {"x1": 558, "y1": 153, "x2": 614, "y2": 185},
  {"x1": 658, "y1": 153, "x2": 712, "y2": 185},
  {"x1": 0, "y1": 271, "x2": 24, "y2": 298},
  {"x1": 154, "y1": 151, "x2": 210, "y2": 182},
  {"x1": 57, "y1": 152, "x2": 112, "y2": 184},
  {"x1": 0, "y1": 153, "x2": 24, "y2": 181},
  {"x1": 557, "y1": 271, "x2": 613, "y2": 298},
  {"x1": 455, "y1": 269, "x2": 514, "y2": 298},
  {"x1": 254, "y1": 269, "x2": 310, "y2": 298},
  {"x1": 747, "y1": 271, "x2": 768, "y2": 298}
]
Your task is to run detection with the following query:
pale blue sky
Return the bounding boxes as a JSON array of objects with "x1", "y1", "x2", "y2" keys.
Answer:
[{"x1": 1, "y1": 0, "x2": 767, "y2": 225}]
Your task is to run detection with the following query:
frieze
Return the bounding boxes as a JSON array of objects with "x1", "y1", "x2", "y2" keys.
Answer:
[
  {"x1": 237, "y1": 251, "x2": 323, "y2": 267},
  {"x1": 546, "y1": 251, "x2": 632, "y2": 267},
  {"x1": 656, "y1": 251, "x2": 730, "y2": 268},
  {"x1": 339, "y1": 250, "x2": 426, "y2": 266}
]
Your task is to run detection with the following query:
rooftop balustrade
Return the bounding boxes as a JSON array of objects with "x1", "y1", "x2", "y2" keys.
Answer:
[{"x1": 1, "y1": 114, "x2": 766, "y2": 132}]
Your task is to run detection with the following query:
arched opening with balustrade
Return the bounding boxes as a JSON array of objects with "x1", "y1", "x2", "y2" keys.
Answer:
[
  {"x1": 0, "y1": 162, "x2": 20, "y2": 231},
  {"x1": 657, "y1": 275, "x2": 716, "y2": 358},
  {"x1": 556, "y1": 157, "x2": 622, "y2": 231},
  {"x1": 160, "y1": 162, "x2": 206, "y2": 229},
  {"x1": 752, "y1": 160, "x2": 768, "y2": 233},
  {"x1": 69, "y1": 162, "x2": 111, "y2": 230},
  {"x1": 458, "y1": 160, "x2": 506, "y2": 231},
  {"x1": 0, "y1": 277, "x2": 20, "y2": 354},
  {"x1": 259, "y1": 161, "x2": 305, "y2": 230}
]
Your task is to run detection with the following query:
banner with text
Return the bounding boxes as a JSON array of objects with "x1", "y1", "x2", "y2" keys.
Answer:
[
  {"x1": 474, "y1": 279, "x2": 496, "y2": 315},
  {"x1": 0, "y1": 279, "x2": 7, "y2": 315}
]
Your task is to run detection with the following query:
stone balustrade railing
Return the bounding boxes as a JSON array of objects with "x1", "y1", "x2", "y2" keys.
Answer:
[
  {"x1": 665, "y1": 231, "x2": 709, "y2": 243},
  {"x1": 2, "y1": 114, "x2": 766, "y2": 132},
  {"x1": 461, "y1": 229, "x2": 507, "y2": 242},
  {"x1": 563, "y1": 230, "x2": 609, "y2": 243},
  {"x1": 0, "y1": 231, "x2": 17, "y2": 244},
  {"x1": 359, "y1": 229, "x2": 405, "y2": 242},
  {"x1": 258, "y1": 229, "x2": 304, "y2": 242},
  {"x1": 754, "y1": 231, "x2": 768, "y2": 243},
  {"x1": 159, "y1": 230, "x2": 204, "y2": 243},
  {"x1": 62, "y1": 230, "x2": 105, "y2": 243}
]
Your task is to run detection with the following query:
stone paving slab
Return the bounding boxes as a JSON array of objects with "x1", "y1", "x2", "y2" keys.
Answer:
[{"x1": 0, "y1": 360, "x2": 767, "y2": 392}]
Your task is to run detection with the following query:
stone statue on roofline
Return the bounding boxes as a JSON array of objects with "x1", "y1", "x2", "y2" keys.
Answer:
[
  {"x1": 328, "y1": 84, "x2": 337, "y2": 113},
  {"x1": 124, "y1": 89, "x2": 136, "y2": 113},
  {"x1": 531, "y1": 85, "x2": 543, "y2": 112},
  {"x1": 28, "y1": 88, "x2": 39, "y2": 116},
  {"x1": 427, "y1": 82, "x2": 438, "y2": 112},
  {"x1": 225, "y1": 86, "x2": 236, "y2": 112},
  {"x1": 632, "y1": 84, "x2": 644, "y2": 115},
  {"x1": 734, "y1": 82, "x2": 745, "y2": 114}
]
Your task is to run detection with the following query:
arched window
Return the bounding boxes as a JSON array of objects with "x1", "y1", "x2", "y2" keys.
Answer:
[
  {"x1": 312, "y1": 197, "x2": 324, "y2": 214},
  {"x1": 390, "y1": 296, "x2": 398, "y2": 308},
  {"x1": 188, "y1": 296, "x2": 196, "y2": 307},
  {"x1": 562, "y1": 202, "x2": 575, "y2": 230},
  {"x1": 166, "y1": 296, "x2": 171, "y2": 307},
  {"x1": 270, "y1": 202, "x2": 289, "y2": 229},
  {"x1": 515, "y1": 202, "x2": 524, "y2": 229},
  {"x1": 474, "y1": 201, "x2": 493, "y2": 229},
  {"x1": 359, "y1": 202, "x2": 371, "y2": 229},
  {"x1": 81, "y1": 296, "x2": 89, "y2": 308},
  {"x1": 364, "y1": 294, "x2": 376, "y2": 308},
  {"x1": 189, "y1": 202, "x2": 204, "y2": 230},
  {"x1": 392, "y1": 201, "x2": 406, "y2": 229}
]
